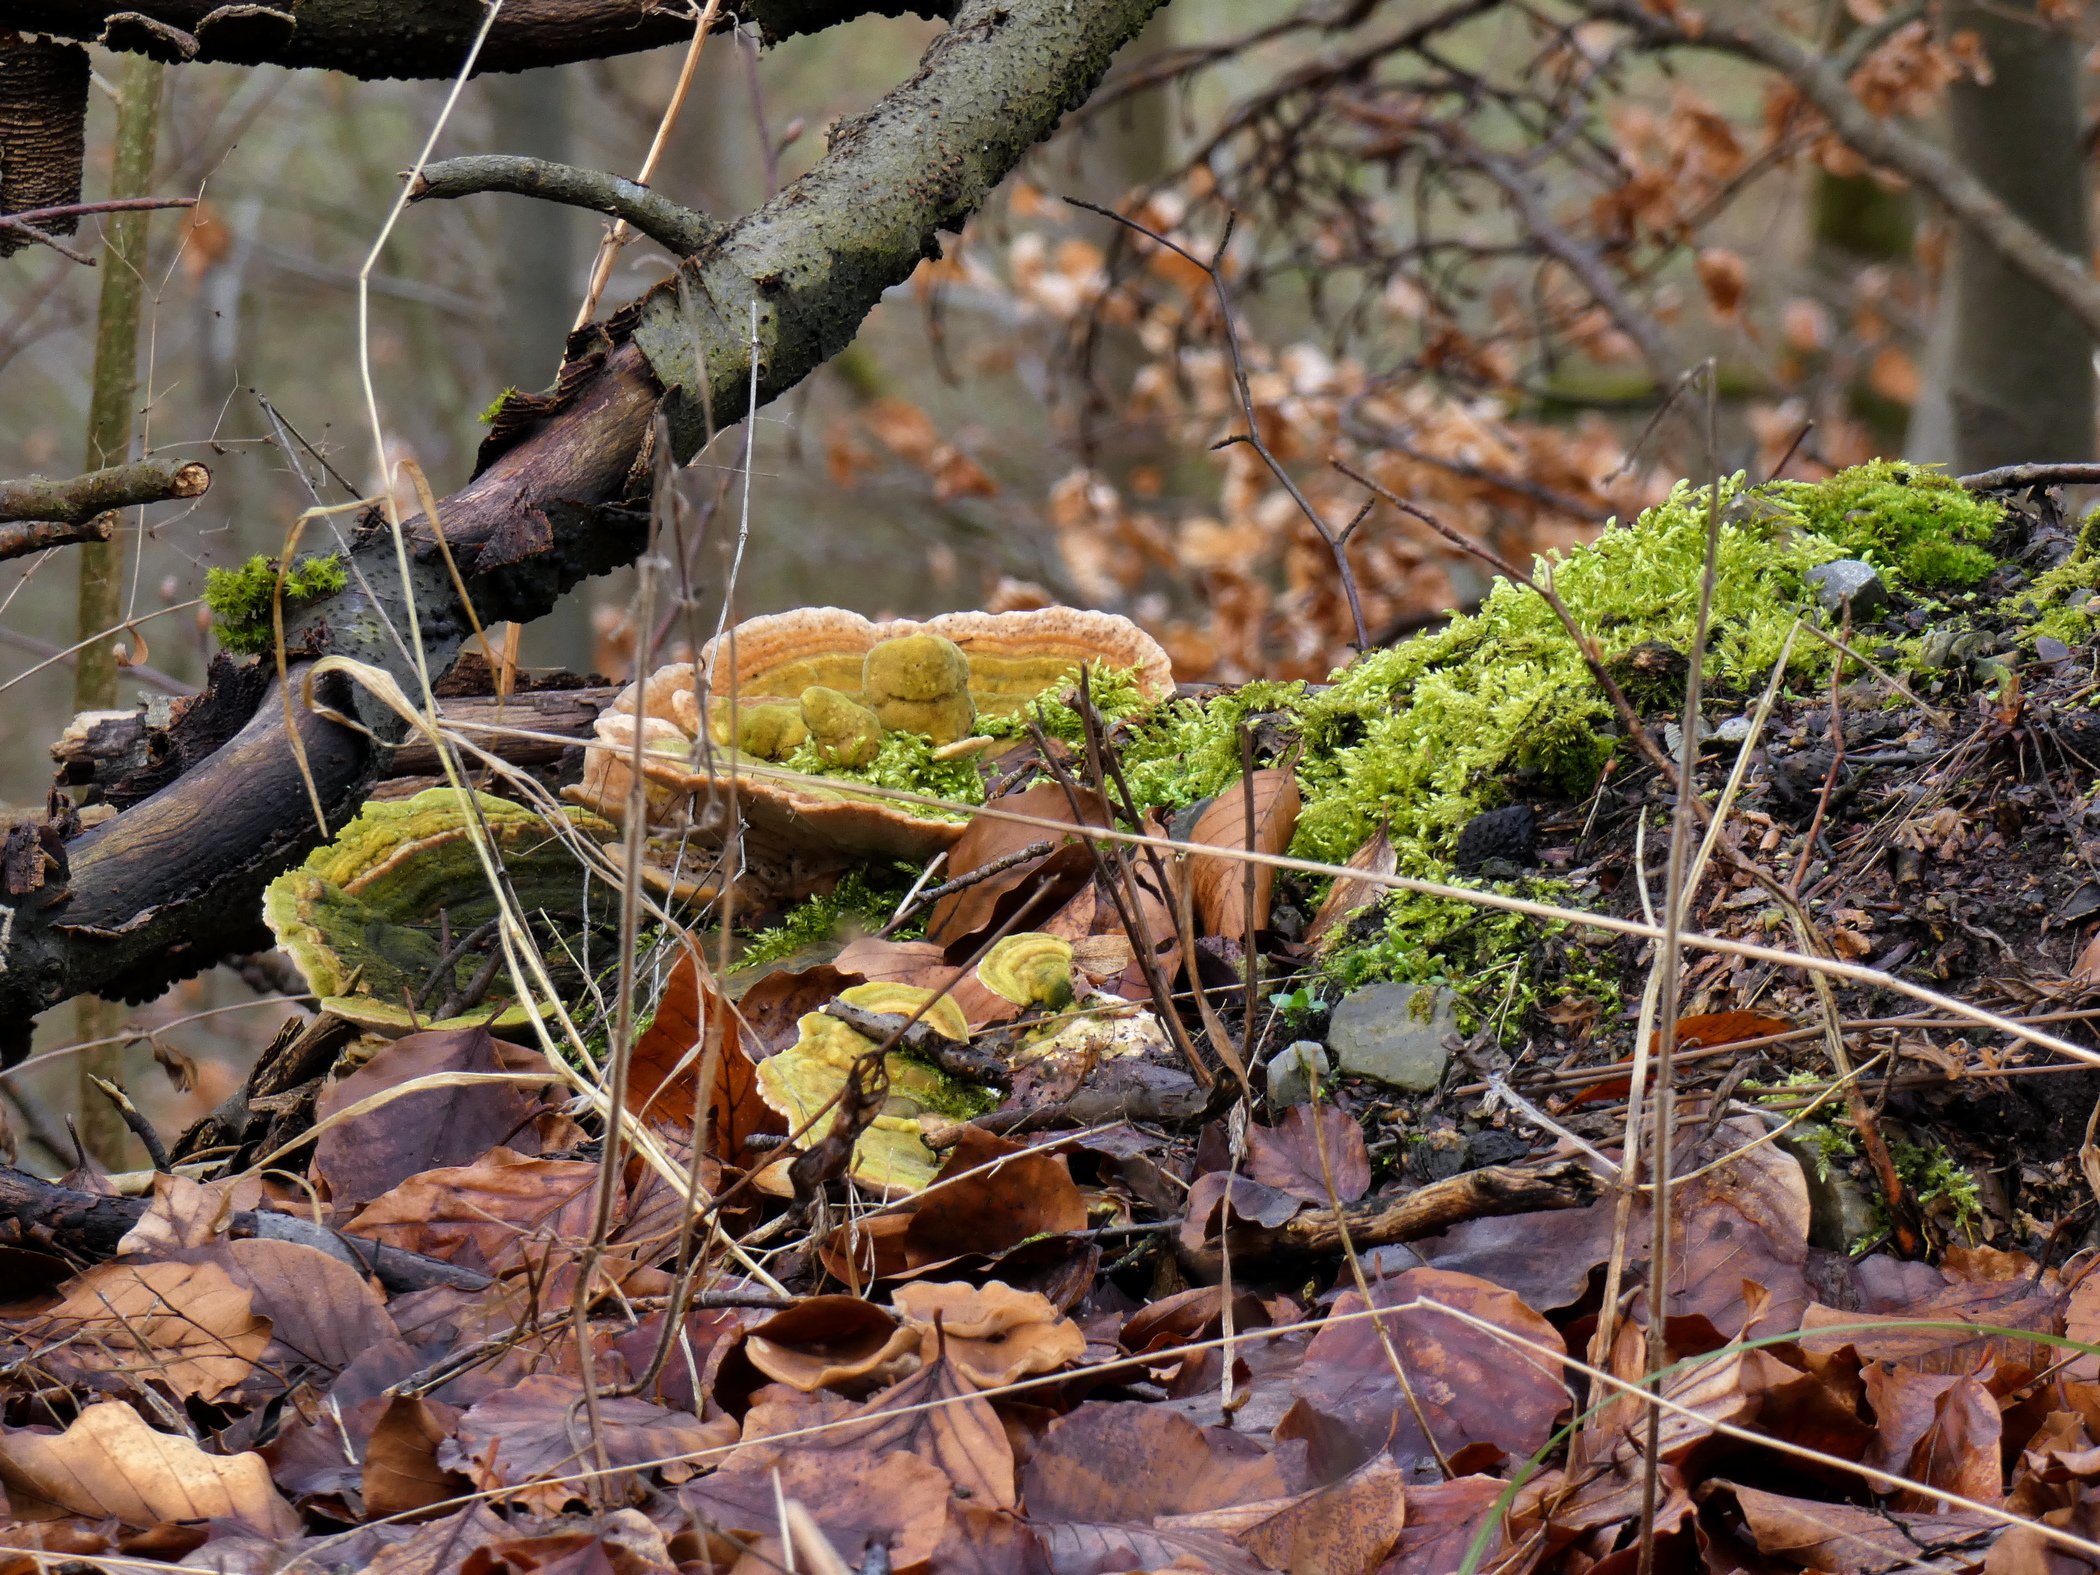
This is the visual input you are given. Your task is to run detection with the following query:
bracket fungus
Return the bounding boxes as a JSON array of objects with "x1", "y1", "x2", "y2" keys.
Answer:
[
  {"x1": 976, "y1": 932, "x2": 1076, "y2": 1011},
  {"x1": 263, "y1": 787, "x2": 615, "y2": 1031},
  {"x1": 568, "y1": 605, "x2": 1173, "y2": 863},
  {"x1": 754, "y1": 980, "x2": 999, "y2": 1194}
]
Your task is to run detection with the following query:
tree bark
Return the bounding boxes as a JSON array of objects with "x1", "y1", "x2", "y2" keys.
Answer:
[
  {"x1": 0, "y1": 458, "x2": 208, "y2": 527},
  {"x1": 1940, "y1": 2, "x2": 2093, "y2": 472},
  {"x1": 12, "y1": 0, "x2": 953, "y2": 77},
  {"x1": 0, "y1": 0, "x2": 1169, "y2": 1056}
]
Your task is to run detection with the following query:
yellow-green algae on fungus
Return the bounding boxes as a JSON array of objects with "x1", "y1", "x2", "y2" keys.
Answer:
[
  {"x1": 202, "y1": 552, "x2": 349, "y2": 655},
  {"x1": 798, "y1": 685, "x2": 884, "y2": 768},
  {"x1": 264, "y1": 787, "x2": 614, "y2": 1030},
  {"x1": 754, "y1": 981, "x2": 999, "y2": 1193},
  {"x1": 863, "y1": 633, "x2": 977, "y2": 744}
]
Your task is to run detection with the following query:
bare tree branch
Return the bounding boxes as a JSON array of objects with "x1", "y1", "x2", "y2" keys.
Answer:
[
  {"x1": 12, "y1": 0, "x2": 959, "y2": 77},
  {"x1": 409, "y1": 155, "x2": 718, "y2": 256},
  {"x1": 0, "y1": 457, "x2": 209, "y2": 526},
  {"x1": 0, "y1": 514, "x2": 113, "y2": 562}
]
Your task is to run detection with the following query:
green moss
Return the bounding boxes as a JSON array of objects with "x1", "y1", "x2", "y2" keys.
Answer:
[
  {"x1": 979, "y1": 664, "x2": 1156, "y2": 747},
  {"x1": 1766, "y1": 458, "x2": 2000, "y2": 588},
  {"x1": 203, "y1": 553, "x2": 348, "y2": 655},
  {"x1": 732, "y1": 868, "x2": 922, "y2": 972},
  {"x1": 780, "y1": 728, "x2": 984, "y2": 819},
  {"x1": 478, "y1": 387, "x2": 519, "y2": 426},
  {"x1": 1320, "y1": 880, "x2": 1617, "y2": 1039}
]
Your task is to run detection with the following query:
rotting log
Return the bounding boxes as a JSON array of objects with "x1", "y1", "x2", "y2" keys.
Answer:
[
  {"x1": 0, "y1": 1162, "x2": 493, "y2": 1294},
  {"x1": 0, "y1": 0, "x2": 1169, "y2": 1059},
  {"x1": 1177, "y1": 1160, "x2": 1600, "y2": 1281},
  {"x1": 12, "y1": 0, "x2": 954, "y2": 77}
]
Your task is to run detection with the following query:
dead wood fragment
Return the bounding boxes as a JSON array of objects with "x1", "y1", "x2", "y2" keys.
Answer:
[
  {"x1": 821, "y1": 1001, "x2": 1014, "y2": 1090},
  {"x1": 1176, "y1": 1159, "x2": 1598, "y2": 1281},
  {"x1": 0, "y1": 1161, "x2": 492, "y2": 1294},
  {"x1": 0, "y1": 457, "x2": 209, "y2": 525}
]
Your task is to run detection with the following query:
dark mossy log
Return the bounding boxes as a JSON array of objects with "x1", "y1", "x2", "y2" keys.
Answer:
[
  {"x1": 12, "y1": 0, "x2": 954, "y2": 77},
  {"x1": 0, "y1": 0, "x2": 1167, "y2": 1055}
]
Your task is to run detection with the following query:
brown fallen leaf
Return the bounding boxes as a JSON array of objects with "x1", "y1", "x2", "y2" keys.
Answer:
[
  {"x1": 1245, "y1": 1103, "x2": 1372, "y2": 1205},
  {"x1": 441, "y1": 1373, "x2": 734, "y2": 1514},
  {"x1": 1280, "y1": 1266, "x2": 1567, "y2": 1481},
  {"x1": 734, "y1": 1348, "x2": 1017, "y2": 1510},
  {"x1": 683, "y1": 1447, "x2": 953, "y2": 1573},
  {"x1": 1234, "y1": 1453, "x2": 1408, "y2": 1575},
  {"x1": 1022, "y1": 1402, "x2": 1293, "y2": 1524},
  {"x1": 901, "y1": 1126, "x2": 1089, "y2": 1267},
  {"x1": 177, "y1": 1238, "x2": 397, "y2": 1381},
  {"x1": 115, "y1": 1172, "x2": 260, "y2": 1254},
  {"x1": 313, "y1": 1026, "x2": 559, "y2": 1213},
  {"x1": 1659, "y1": 1009, "x2": 1797, "y2": 1051},
  {"x1": 1186, "y1": 768, "x2": 1299, "y2": 937},
  {"x1": 1377, "y1": 1475, "x2": 1516, "y2": 1575},
  {"x1": 362, "y1": 1393, "x2": 469, "y2": 1522},
  {"x1": 925, "y1": 783, "x2": 1110, "y2": 946},
  {"x1": 628, "y1": 953, "x2": 778, "y2": 1162},
  {"x1": 1862, "y1": 1359, "x2": 2005, "y2": 1512},
  {"x1": 0, "y1": 1400, "x2": 299, "y2": 1536},
  {"x1": 1304, "y1": 828, "x2": 1396, "y2": 951},
  {"x1": 1716, "y1": 1481, "x2": 2000, "y2": 1575},
  {"x1": 26, "y1": 1258, "x2": 269, "y2": 1402},
  {"x1": 344, "y1": 1148, "x2": 599, "y2": 1276}
]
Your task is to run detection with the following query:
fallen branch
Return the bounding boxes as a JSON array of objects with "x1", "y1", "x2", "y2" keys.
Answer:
[
  {"x1": 1178, "y1": 1159, "x2": 1598, "y2": 1279},
  {"x1": 0, "y1": 1161, "x2": 493, "y2": 1294},
  {"x1": 409, "y1": 155, "x2": 719, "y2": 256},
  {"x1": 1959, "y1": 461, "x2": 2100, "y2": 492},
  {"x1": 0, "y1": 456, "x2": 209, "y2": 525}
]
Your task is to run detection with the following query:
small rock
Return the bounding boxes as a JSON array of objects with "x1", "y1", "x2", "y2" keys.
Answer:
[
  {"x1": 1806, "y1": 559, "x2": 1888, "y2": 618},
  {"x1": 1264, "y1": 1040, "x2": 1329, "y2": 1106},
  {"x1": 1454, "y1": 804, "x2": 1537, "y2": 872},
  {"x1": 1777, "y1": 1135, "x2": 1877, "y2": 1252},
  {"x1": 1324, "y1": 982, "x2": 1458, "y2": 1093},
  {"x1": 2037, "y1": 635, "x2": 2073, "y2": 664},
  {"x1": 1710, "y1": 714, "x2": 1754, "y2": 745}
]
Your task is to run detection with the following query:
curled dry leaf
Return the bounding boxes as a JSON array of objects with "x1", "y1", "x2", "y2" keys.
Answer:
[
  {"x1": 628, "y1": 953, "x2": 779, "y2": 1163},
  {"x1": 1234, "y1": 1454, "x2": 1410, "y2": 1575},
  {"x1": 1022, "y1": 1402, "x2": 1294, "y2": 1524},
  {"x1": 0, "y1": 1400, "x2": 299, "y2": 1537},
  {"x1": 361, "y1": 1393, "x2": 469, "y2": 1522},
  {"x1": 742, "y1": 1295, "x2": 922, "y2": 1393},
  {"x1": 26, "y1": 1258, "x2": 269, "y2": 1402},
  {"x1": 890, "y1": 1280, "x2": 1086, "y2": 1387},
  {"x1": 312, "y1": 1025, "x2": 558, "y2": 1213},
  {"x1": 179, "y1": 1238, "x2": 397, "y2": 1379},
  {"x1": 1186, "y1": 768, "x2": 1300, "y2": 937},
  {"x1": 116, "y1": 1172, "x2": 257, "y2": 1254},
  {"x1": 900, "y1": 1126, "x2": 1089, "y2": 1266},
  {"x1": 343, "y1": 1148, "x2": 601, "y2": 1276},
  {"x1": 1244, "y1": 1103, "x2": 1372, "y2": 1205},
  {"x1": 1178, "y1": 1171, "x2": 1305, "y2": 1254},
  {"x1": 925, "y1": 782, "x2": 1111, "y2": 946},
  {"x1": 1303, "y1": 828, "x2": 1395, "y2": 951},
  {"x1": 682, "y1": 1446, "x2": 954, "y2": 1573},
  {"x1": 441, "y1": 1373, "x2": 735, "y2": 1515}
]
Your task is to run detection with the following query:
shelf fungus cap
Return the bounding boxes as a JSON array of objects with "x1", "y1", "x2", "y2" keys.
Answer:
[
  {"x1": 753, "y1": 981, "x2": 994, "y2": 1195},
  {"x1": 976, "y1": 932, "x2": 1076, "y2": 1010},
  {"x1": 263, "y1": 787, "x2": 615, "y2": 1031}
]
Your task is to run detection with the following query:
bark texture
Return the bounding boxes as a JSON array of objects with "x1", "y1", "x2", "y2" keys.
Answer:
[
  {"x1": 0, "y1": 459, "x2": 209, "y2": 527},
  {"x1": 0, "y1": 32, "x2": 90, "y2": 258},
  {"x1": 0, "y1": 0, "x2": 1168, "y2": 1055}
]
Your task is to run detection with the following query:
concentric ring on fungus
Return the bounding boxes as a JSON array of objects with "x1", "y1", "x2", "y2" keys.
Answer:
[{"x1": 566, "y1": 606, "x2": 1173, "y2": 861}]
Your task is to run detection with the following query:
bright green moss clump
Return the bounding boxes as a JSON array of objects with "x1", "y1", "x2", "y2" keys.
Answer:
[
  {"x1": 979, "y1": 664, "x2": 1153, "y2": 747},
  {"x1": 780, "y1": 728, "x2": 985, "y2": 821},
  {"x1": 1120, "y1": 465, "x2": 2006, "y2": 1023},
  {"x1": 733, "y1": 868, "x2": 921, "y2": 972},
  {"x1": 203, "y1": 553, "x2": 349, "y2": 655},
  {"x1": 1767, "y1": 458, "x2": 2000, "y2": 588}
]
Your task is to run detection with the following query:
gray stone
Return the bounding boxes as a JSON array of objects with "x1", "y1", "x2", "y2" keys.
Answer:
[
  {"x1": 1264, "y1": 1040, "x2": 1329, "y2": 1107},
  {"x1": 1323, "y1": 982, "x2": 1458, "y2": 1093},
  {"x1": 2037, "y1": 635, "x2": 2074, "y2": 664},
  {"x1": 1710, "y1": 714, "x2": 1754, "y2": 745},
  {"x1": 1805, "y1": 559, "x2": 1888, "y2": 618},
  {"x1": 1776, "y1": 1134, "x2": 1877, "y2": 1252}
]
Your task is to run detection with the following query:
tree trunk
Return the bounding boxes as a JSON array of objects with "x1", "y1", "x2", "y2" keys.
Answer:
[
  {"x1": 1940, "y1": 2, "x2": 2093, "y2": 473},
  {"x1": 71, "y1": 50, "x2": 165, "y2": 1166}
]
